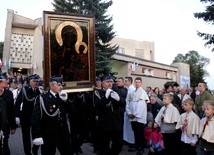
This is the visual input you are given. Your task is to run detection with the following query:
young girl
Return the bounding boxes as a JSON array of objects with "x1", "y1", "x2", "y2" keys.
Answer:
[
  {"x1": 155, "y1": 93, "x2": 180, "y2": 155},
  {"x1": 199, "y1": 100, "x2": 214, "y2": 155},
  {"x1": 176, "y1": 98, "x2": 200, "y2": 155},
  {"x1": 148, "y1": 122, "x2": 164, "y2": 155}
]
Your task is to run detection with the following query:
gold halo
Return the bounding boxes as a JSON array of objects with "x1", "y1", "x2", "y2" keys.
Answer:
[{"x1": 55, "y1": 21, "x2": 87, "y2": 54}]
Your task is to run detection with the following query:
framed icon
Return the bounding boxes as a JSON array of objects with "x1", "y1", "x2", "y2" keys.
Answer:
[{"x1": 43, "y1": 11, "x2": 96, "y2": 92}]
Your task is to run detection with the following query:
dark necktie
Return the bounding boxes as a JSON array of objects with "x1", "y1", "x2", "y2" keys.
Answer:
[
  {"x1": 55, "y1": 94, "x2": 60, "y2": 100},
  {"x1": 181, "y1": 95, "x2": 184, "y2": 101}
]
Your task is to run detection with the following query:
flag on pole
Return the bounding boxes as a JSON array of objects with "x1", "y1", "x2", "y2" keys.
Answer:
[
  {"x1": 130, "y1": 63, "x2": 138, "y2": 72},
  {"x1": 131, "y1": 63, "x2": 135, "y2": 72}
]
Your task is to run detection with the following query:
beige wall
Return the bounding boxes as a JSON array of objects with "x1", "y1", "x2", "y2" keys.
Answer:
[
  {"x1": 11, "y1": 27, "x2": 34, "y2": 35},
  {"x1": 111, "y1": 38, "x2": 155, "y2": 61},
  {"x1": 171, "y1": 62, "x2": 190, "y2": 84},
  {"x1": 109, "y1": 61, "x2": 129, "y2": 78},
  {"x1": 109, "y1": 60, "x2": 170, "y2": 89}
]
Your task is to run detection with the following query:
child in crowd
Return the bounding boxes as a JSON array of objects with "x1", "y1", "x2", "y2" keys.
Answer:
[
  {"x1": 144, "y1": 121, "x2": 153, "y2": 147},
  {"x1": 201, "y1": 101, "x2": 209, "y2": 118},
  {"x1": 176, "y1": 98, "x2": 200, "y2": 155},
  {"x1": 155, "y1": 93, "x2": 180, "y2": 155},
  {"x1": 199, "y1": 100, "x2": 214, "y2": 155},
  {"x1": 148, "y1": 122, "x2": 164, "y2": 155}
]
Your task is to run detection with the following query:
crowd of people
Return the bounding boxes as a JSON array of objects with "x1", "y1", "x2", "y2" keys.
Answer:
[{"x1": 0, "y1": 72, "x2": 214, "y2": 155}]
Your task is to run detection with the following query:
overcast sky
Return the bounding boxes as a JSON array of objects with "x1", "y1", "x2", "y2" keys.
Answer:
[{"x1": 0, "y1": 0, "x2": 214, "y2": 89}]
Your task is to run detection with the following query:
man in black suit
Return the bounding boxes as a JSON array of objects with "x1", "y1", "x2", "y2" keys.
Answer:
[
  {"x1": 31, "y1": 76, "x2": 72, "y2": 155},
  {"x1": 114, "y1": 77, "x2": 127, "y2": 128},
  {"x1": 15, "y1": 74, "x2": 42, "y2": 155},
  {"x1": 94, "y1": 75, "x2": 124, "y2": 155},
  {"x1": 0, "y1": 73, "x2": 17, "y2": 155}
]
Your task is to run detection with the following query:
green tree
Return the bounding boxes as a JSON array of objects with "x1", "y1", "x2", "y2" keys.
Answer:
[
  {"x1": 0, "y1": 42, "x2": 3, "y2": 58},
  {"x1": 173, "y1": 50, "x2": 210, "y2": 87},
  {"x1": 194, "y1": 0, "x2": 214, "y2": 51},
  {"x1": 52, "y1": 0, "x2": 118, "y2": 76}
]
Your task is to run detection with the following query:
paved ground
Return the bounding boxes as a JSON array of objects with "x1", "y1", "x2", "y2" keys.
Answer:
[
  {"x1": 9, "y1": 127, "x2": 201, "y2": 155},
  {"x1": 8, "y1": 127, "x2": 141, "y2": 155}
]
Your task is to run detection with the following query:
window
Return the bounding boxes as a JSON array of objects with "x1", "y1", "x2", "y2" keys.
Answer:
[
  {"x1": 142, "y1": 68, "x2": 148, "y2": 75},
  {"x1": 166, "y1": 72, "x2": 171, "y2": 79},
  {"x1": 116, "y1": 47, "x2": 125, "y2": 54},
  {"x1": 148, "y1": 69, "x2": 154, "y2": 76}
]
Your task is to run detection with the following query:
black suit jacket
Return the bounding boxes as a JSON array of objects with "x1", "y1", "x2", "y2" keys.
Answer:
[
  {"x1": 15, "y1": 85, "x2": 41, "y2": 124},
  {"x1": 0, "y1": 89, "x2": 17, "y2": 138},
  {"x1": 31, "y1": 91, "x2": 70, "y2": 143}
]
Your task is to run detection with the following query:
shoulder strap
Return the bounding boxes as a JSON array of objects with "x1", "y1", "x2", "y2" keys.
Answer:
[
  {"x1": 22, "y1": 87, "x2": 35, "y2": 102},
  {"x1": 39, "y1": 95, "x2": 59, "y2": 118}
]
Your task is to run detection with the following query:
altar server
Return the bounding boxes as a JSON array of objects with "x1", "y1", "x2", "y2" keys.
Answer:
[
  {"x1": 155, "y1": 93, "x2": 180, "y2": 155},
  {"x1": 126, "y1": 77, "x2": 149, "y2": 155},
  {"x1": 199, "y1": 100, "x2": 214, "y2": 155},
  {"x1": 176, "y1": 98, "x2": 200, "y2": 155}
]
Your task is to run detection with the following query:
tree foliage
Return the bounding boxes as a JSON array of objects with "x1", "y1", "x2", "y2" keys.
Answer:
[
  {"x1": 173, "y1": 50, "x2": 210, "y2": 87},
  {"x1": 194, "y1": 0, "x2": 214, "y2": 51},
  {"x1": 52, "y1": 0, "x2": 118, "y2": 76}
]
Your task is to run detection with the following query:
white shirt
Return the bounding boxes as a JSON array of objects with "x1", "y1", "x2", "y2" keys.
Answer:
[
  {"x1": 177, "y1": 93, "x2": 191, "y2": 102},
  {"x1": 127, "y1": 84, "x2": 135, "y2": 94},
  {"x1": 181, "y1": 132, "x2": 198, "y2": 144},
  {"x1": 12, "y1": 88, "x2": 21, "y2": 103}
]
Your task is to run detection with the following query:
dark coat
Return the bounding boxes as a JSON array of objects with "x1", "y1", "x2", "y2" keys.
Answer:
[
  {"x1": 15, "y1": 85, "x2": 41, "y2": 124},
  {"x1": 150, "y1": 102, "x2": 163, "y2": 118},
  {"x1": 0, "y1": 89, "x2": 16, "y2": 138},
  {"x1": 31, "y1": 91, "x2": 71, "y2": 143},
  {"x1": 113, "y1": 86, "x2": 128, "y2": 111},
  {"x1": 94, "y1": 89, "x2": 124, "y2": 132}
]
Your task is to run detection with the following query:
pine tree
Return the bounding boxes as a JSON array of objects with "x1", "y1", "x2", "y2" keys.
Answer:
[
  {"x1": 52, "y1": 0, "x2": 118, "y2": 76},
  {"x1": 194, "y1": 0, "x2": 214, "y2": 51}
]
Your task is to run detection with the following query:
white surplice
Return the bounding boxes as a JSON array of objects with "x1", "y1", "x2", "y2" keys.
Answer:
[
  {"x1": 123, "y1": 84, "x2": 135, "y2": 144},
  {"x1": 176, "y1": 111, "x2": 200, "y2": 144},
  {"x1": 126, "y1": 87, "x2": 149, "y2": 124},
  {"x1": 176, "y1": 111, "x2": 200, "y2": 136},
  {"x1": 155, "y1": 103, "x2": 180, "y2": 126},
  {"x1": 199, "y1": 116, "x2": 214, "y2": 143}
]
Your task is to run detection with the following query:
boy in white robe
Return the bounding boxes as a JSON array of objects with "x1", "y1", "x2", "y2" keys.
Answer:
[
  {"x1": 176, "y1": 98, "x2": 200, "y2": 155},
  {"x1": 155, "y1": 93, "x2": 180, "y2": 155},
  {"x1": 199, "y1": 100, "x2": 214, "y2": 154},
  {"x1": 126, "y1": 77, "x2": 149, "y2": 155}
]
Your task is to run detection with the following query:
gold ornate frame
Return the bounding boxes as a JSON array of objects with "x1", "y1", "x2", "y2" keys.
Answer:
[{"x1": 43, "y1": 11, "x2": 96, "y2": 92}]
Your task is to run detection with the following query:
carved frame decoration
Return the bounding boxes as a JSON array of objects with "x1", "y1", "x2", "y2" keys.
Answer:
[{"x1": 43, "y1": 11, "x2": 96, "y2": 92}]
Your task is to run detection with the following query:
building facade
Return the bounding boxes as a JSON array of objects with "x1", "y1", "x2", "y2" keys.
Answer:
[
  {"x1": 110, "y1": 38, "x2": 190, "y2": 89},
  {"x1": 3, "y1": 9, "x2": 43, "y2": 77},
  {"x1": 2, "y1": 10, "x2": 190, "y2": 89}
]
